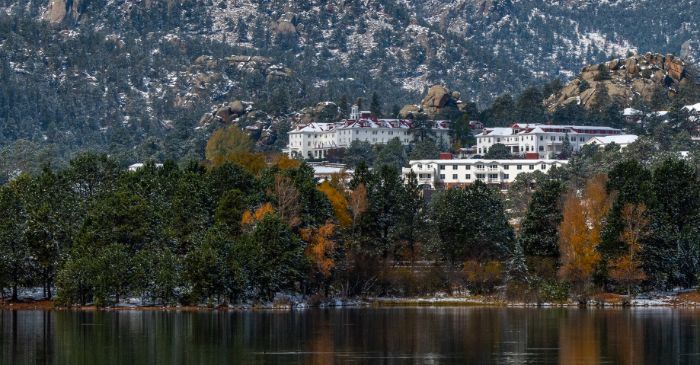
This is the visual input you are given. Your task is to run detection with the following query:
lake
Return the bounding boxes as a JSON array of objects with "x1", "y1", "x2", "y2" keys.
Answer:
[{"x1": 2, "y1": 307, "x2": 700, "y2": 364}]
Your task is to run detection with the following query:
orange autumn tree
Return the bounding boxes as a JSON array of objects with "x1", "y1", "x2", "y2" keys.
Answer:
[
  {"x1": 559, "y1": 175, "x2": 611, "y2": 295},
  {"x1": 241, "y1": 202, "x2": 275, "y2": 227},
  {"x1": 609, "y1": 203, "x2": 648, "y2": 295},
  {"x1": 317, "y1": 181, "x2": 352, "y2": 228},
  {"x1": 301, "y1": 222, "x2": 336, "y2": 279}
]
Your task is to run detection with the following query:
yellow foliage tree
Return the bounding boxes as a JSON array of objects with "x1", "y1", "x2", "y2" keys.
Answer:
[
  {"x1": 270, "y1": 154, "x2": 301, "y2": 170},
  {"x1": 241, "y1": 203, "x2": 275, "y2": 226},
  {"x1": 317, "y1": 181, "x2": 352, "y2": 228},
  {"x1": 301, "y1": 223, "x2": 336, "y2": 278},
  {"x1": 559, "y1": 175, "x2": 611, "y2": 294},
  {"x1": 205, "y1": 125, "x2": 266, "y2": 173},
  {"x1": 609, "y1": 203, "x2": 647, "y2": 295}
]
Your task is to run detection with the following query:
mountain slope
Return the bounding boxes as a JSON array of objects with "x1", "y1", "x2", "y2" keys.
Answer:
[{"x1": 0, "y1": 0, "x2": 699, "y2": 178}]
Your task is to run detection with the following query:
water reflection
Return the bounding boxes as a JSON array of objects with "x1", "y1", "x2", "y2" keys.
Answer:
[{"x1": 2, "y1": 307, "x2": 700, "y2": 364}]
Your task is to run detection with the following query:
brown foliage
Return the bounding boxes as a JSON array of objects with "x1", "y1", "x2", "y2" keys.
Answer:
[{"x1": 463, "y1": 260, "x2": 503, "y2": 294}]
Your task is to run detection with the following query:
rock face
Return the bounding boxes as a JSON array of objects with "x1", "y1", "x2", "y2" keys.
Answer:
[
  {"x1": 546, "y1": 53, "x2": 691, "y2": 112},
  {"x1": 399, "y1": 85, "x2": 465, "y2": 119},
  {"x1": 45, "y1": 0, "x2": 95, "y2": 22}
]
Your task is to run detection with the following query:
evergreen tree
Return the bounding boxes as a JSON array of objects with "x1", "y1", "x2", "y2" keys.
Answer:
[
  {"x1": 0, "y1": 180, "x2": 30, "y2": 301},
  {"x1": 370, "y1": 92, "x2": 382, "y2": 117},
  {"x1": 430, "y1": 181, "x2": 514, "y2": 266},
  {"x1": 484, "y1": 143, "x2": 512, "y2": 159},
  {"x1": 520, "y1": 179, "x2": 565, "y2": 257},
  {"x1": 374, "y1": 137, "x2": 407, "y2": 171}
]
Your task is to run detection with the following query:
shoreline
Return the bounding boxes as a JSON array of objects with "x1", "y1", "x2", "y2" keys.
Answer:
[{"x1": 3, "y1": 292, "x2": 700, "y2": 311}]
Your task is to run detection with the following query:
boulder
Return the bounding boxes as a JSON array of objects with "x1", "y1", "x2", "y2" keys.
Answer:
[
  {"x1": 229, "y1": 100, "x2": 246, "y2": 115},
  {"x1": 625, "y1": 58, "x2": 639, "y2": 75},
  {"x1": 422, "y1": 85, "x2": 450, "y2": 109},
  {"x1": 276, "y1": 21, "x2": 297, "y2": 35}
]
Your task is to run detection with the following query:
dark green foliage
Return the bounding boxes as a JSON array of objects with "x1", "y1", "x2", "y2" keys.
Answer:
[
  {"x1": 645, "y1": 158, "x2": 700, "y2": 288},
  {"x1": 370, "y1": 92, "x2": 382, "y2": 117},
  {"x1": 409, "y1": 139, "x2": 440, "y2": 160},
  {"x1": 0, "y1": 181, "x2": 30, "y2": 301},
  {"x1": 451, "y1": 113, "x2": 473, "y2": 148},
  {"x1": 484, "y1": 143, "x2": 512, "y2": 159},
  {"x1": 344, "y1": 140, "x2": 375, "y2": 168},
  {"x1": 374, "y1": 137, "x2": 407, "y2": 171},
  {"x1": 520, "y1": 179, "x2": 565, "y2": 258},
  {"x1": 514, "y1": 87, "x2": 546, "y2": 124},
  {"x1": 236, "y1": 214, "x2": 306, "y2": 300},
  {"x1": 430, "y1": 181, "x2": 514, "y2": 266}
]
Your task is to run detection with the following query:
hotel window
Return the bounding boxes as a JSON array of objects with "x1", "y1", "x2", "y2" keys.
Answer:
[
  {"x1": 439, "y1": 165, "x2": 445, "y2": 170},
  {"x1": 550, "y1": 136, "x2": 555, "y2": 141},
  {"x1": 476, "y1": 164, "x2": 484, "y2": 169},
  {"x1": 517, "y1": 165, "x2": 522, "y2": 170},
  {"x1": 540, "y1": 136, "x2": 543, "y2": 141},
  {"x1": 541, "y1": 164, "x2": 547, "y2": 170},
  {"x1": 503, "y1": 174, "x2": 510, "y2": 179},
  {"x1": 476, "y1": 174, "x2": 485, "y2": 179},
  {"x1": 489, "y1": 174, "x2": 498, "y2": 179},
  {"x1": 529, "y1": 165, "x2": 534, "y2": 170},
  {"x1": 440, "y1": 174, "x2": 445, "y2": 180},
  {"x1": 453, "y1": 165, "x2": 458, "y2": 170},
  {"x1": 539, "y1": 146, "x2": 544, "y2": 151},
  {"x1": 452, "y1": 174, "x2": 458, "y2": 179},
  {"x1": 580, "y1": 137, "x2": 585, "y2": 142},
  {"x1": 418, "y1": 164, "x2": 422, "y2": 169},
  {"x1": 490, "y1": 164, "x2": 497, "y2": 169},
  {"x1": 465, "y1": 165, "x2": 470, "y2": 170},
  {"x1": 465, "y1": 174, "x2": 471, "y2": 179},
  {"x1": 503, "y1": 165, "x2": 509, "y2": 170}
]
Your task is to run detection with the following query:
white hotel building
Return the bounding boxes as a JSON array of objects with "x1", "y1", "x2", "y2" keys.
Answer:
[
  {"x1": 476, "y1": 123, "x2": 624, "y2": 159},
  {"x1": 402, "y1": 159, "x2": 568, "y2": 189},
  {"x1": 287, "y1": 107, "x2": 450, "y2": 159}
]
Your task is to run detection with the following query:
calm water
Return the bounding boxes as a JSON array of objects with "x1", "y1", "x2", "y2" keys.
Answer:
[{"x1": 2, "y1": 307, "x2": 700, "y2": 364}]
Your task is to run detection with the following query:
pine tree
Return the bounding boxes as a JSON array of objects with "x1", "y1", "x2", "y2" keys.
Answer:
[
  {"x1": 520, "y1": 180, "x2": 565, "y2": 258},
  {"x1": 506, "y1": 241, "x2": 529, "y2": 285},
  {"x1": 370, "y1": 92, "x2": 381, "y2": 117}
]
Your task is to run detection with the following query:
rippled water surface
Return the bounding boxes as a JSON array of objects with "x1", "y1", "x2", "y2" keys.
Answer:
[{"x1": 2, "y1": 307, "x2": 700, "y2": 364}]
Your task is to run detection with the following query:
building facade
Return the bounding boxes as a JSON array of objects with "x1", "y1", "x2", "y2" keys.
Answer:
[
  {"x1": 584, "y1": 134, "x2": 639, "y2": 149},
  {"x1": 402, "y1": 159, "x2": 568, "y2": 189},
  {"x1": 288, "y1": 106, "x2": 450, "y2": 159},
  {"x1": 476, "y1": 123, "x2": 624, "y2": 159}
]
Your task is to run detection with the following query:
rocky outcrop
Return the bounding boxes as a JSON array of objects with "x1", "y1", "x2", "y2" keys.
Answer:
[
  {"x1": 200, "y1": 100, "x2": 252, "y2": 125},
  {"x1": 297, "y1": 102, "x2": 341, "y2": 124},
  {"x1": 546, "y1": 53, "x2": 692, "y2": 111},
  {"x1": 399, "y1": 85, "x2": 465, "y2": 119}
]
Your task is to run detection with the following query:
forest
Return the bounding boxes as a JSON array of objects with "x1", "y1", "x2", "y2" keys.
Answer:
[{"x1": 1, "y1": 123, "x2": 699, "y2": 306}]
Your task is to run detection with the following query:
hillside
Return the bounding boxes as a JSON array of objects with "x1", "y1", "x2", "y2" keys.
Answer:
[
  {"x1": 1, "y1": 0, "x2": 699, "y2": 176},
  {"x1": 545, "y1": 53, "x2": 699, "y2": 112}
]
